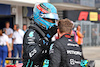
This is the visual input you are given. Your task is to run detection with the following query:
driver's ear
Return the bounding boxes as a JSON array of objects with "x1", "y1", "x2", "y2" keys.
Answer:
[
  {"x1": 57, "y1": 28, "x2": 60, "y2": 33},
  {"x1": 57, "y1": 28, "x2": 61, "y2": 38}
]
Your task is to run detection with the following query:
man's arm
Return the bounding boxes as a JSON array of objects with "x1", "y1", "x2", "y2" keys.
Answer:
[
  {"x1": 23, "y1": 29, "x2": 43, "y2": 60},
  {"x1": 5, "y1": 35, "x2": 11, "y2": 51},
  {"x1": 12, "y1": 32, "x2": 15, "y2": 50},
  {"x1": 12, "y1": 38, "x2": 15, "y2": 50},
  {"x1": 49, "y1": 42, "x2": 61, "y2": 67},
  {"x1": 7, "y1": 29, "x2": 13, "y2": 38},
  {"x1": 77, "y1": 32, "x2": 84, "y2": 38},
  {"x1": 6, "y1": 42, "x2": 11, "y2": 51},
  {"x1": 8, "y1": 33, "x2": 13, "y2": 38}
]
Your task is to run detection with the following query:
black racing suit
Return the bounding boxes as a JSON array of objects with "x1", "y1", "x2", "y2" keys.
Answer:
[
  {"x1": 49, "y1": 34, "x2": 82, "y2": 67},
  {"x1": 23, "y1": 24, "x2": 57, "y2": 67}
]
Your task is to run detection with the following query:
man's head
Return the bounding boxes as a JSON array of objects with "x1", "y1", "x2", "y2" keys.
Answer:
[
  {"x1": 13, "y1": 24, "x2": 16, "y2": 31},
  {"x1": 33, "y1": 3, "x2": 59, "y2": 30},
  {"x1": 77, "y1": 25, "x2": 81, "y2": 31},
  {"x1": 5, "y1": 21, "x2": 10, "y2": 28},
  {"x1": 23, "y1": 24, "x2": 27, "y2": 31},
  {"x1": 0, "y1": 29, "x2": 3, "y2": 36},
  {"x1": 57, "y1": 18, "x2": 73, "y2": 38},
  {"x1": 13, "y1": 24, "x2": 19, "y2": 31}
]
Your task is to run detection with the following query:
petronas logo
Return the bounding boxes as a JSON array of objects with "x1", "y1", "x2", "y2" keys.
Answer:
[{"x1": 40, "y1": 3, "x2": 51, "y2": 12}]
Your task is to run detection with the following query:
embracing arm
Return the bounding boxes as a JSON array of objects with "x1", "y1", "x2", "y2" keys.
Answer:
[
  {"x1": 8, "y1": 33, "x2": 13, "y2": 38},
  {"x1": 49, "y1": 42, "x2": 61, "y2": 67}
]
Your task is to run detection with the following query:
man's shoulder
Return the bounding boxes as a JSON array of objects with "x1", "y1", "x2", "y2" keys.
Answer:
[
  {"x1": 19, "y1": 29, "x2": 24, "y2": 33},
  {"x1": 9, "y1": 28, "x2": 13, "y2": 30},
  {"x1": 3, "y1": 28, "x2": 12, "y2": 30},
  {"x1": 25, "y1": 29, "x2": 36, "y2": 33},
  {"x1": 54, "y1": 38, "x2": 64, "y2": 46},
  {"x1": 24, "y1": 29, "x2": 38, "y2": 37},
  {"x1": 13, "y1": 31, "x2": 17, "y2": 34},
  {"x1": 77, "y1": 31, "x2": 81, "y2": 34},
  {"x1": 6, "y1": 28, "x2": 13, "y2": 31},
  {"x1": 55, "y1": 36, "x2": 66, "y2": 43},
  {"x1": 52, "y1": 38, "x2": 66, "y2": 51},
  {"x1": 3, "y1": 34, "x2": 8, "y2": 38},
  {"x1": 54, "y1": 36, "x2": 72, "y2": 48},
  {"x1": 19, "y1": 29, "x2": 23, "y2": 31}
]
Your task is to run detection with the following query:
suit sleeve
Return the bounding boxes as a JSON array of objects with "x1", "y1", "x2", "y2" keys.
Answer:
[
  {"x1": 49, "y1": 41, "x2": 61, "y2": 67},
  {"x1": 23, "y1": 29, "x2": 42, "y2": 60}
]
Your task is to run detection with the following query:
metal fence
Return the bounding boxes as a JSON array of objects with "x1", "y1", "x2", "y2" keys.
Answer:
[{"x1": 74, "y1": 21, "x2": 100, "y2": 46}]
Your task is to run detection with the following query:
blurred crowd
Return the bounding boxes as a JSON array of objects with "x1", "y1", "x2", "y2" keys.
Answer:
[{"x1": 0, "y1": 21, "x2": 27, "y2": 67}]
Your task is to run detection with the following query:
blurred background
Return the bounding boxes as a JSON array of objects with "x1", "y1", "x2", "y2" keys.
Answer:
[{"x1": 0, "y1": 0, "x2": 100, "y2": 67}]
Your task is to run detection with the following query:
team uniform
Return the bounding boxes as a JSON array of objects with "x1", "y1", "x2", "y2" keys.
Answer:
[
  {"x1": 23, "y1": 3, "x2": 59, "y2": 67},
  {"x1": 23, "y1": 26, "x2": 49, "y2": 67},
  {"x1": 49, "y1": 34, "x2": 82, "y2": 67}
]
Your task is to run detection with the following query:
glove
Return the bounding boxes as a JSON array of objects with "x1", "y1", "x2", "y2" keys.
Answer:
[
  {"x1": 43, "y1": 59, "x2": 49, "y2": 67},
  {"x1": 39, "y1": 38, "x2": 50, "y2": 50},
  {"x1": 80, "y1": 59, "x2": 88, "y2": 67},
  {"x1": 46, "y1": 25, "x2": 57, "y2": 40}
]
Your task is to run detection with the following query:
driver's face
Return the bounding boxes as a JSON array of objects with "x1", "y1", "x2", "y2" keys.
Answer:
[{"x1": 44, "y1": 18, "x2": 54, "y2": 23}]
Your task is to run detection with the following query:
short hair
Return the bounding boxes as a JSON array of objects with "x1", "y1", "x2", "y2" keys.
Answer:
[
  {"x1": 5, "y1": 21, "x2": 10, "y2": 24},
  {"x1": 77, "y1": 25, "x2": 81, "y2": 30},
  {"x1": 14, "y1": 24, "x2": 19, "y2": 29},
  {"x1": 58, "y1": 18, "x2": 73, "y2": 33},
  {"x1": 23, "y1": 24, "x2": 27, "y2": 25},
  {"x1": 23, "y1": 24, "x2": 27, "y2": 26}
]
